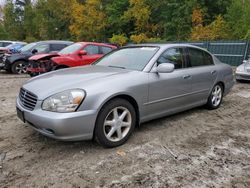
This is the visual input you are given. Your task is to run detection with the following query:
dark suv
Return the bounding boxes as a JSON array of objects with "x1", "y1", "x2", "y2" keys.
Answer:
[{"x1": 1, "y1": 40, "x2": 73, "y2": 74}]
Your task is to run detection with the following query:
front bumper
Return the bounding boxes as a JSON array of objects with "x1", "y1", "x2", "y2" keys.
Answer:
[
  {"x1": 16, "y1": 97, "x2": 98, "y2": 141},
  {"x1": 235, "y1": 72, "x2": 250, "y2": 81},
  {"x1": 0, "y1": 57, "x2": 11, "y2": 70}
]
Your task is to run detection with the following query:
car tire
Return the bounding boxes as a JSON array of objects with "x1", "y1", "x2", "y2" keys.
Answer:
[
  {"x1": 206, "y1": 83, "x2": 224, "y2": 110},
  {"x1": 95, "y1": 98, "x2": 136, "y2": 148},
  {"x1": 11, "y1": 61, "x2": 28, "y2": 74},
  {"x1": 5, "y1": 68, "x2": 12, "y2": 73}
]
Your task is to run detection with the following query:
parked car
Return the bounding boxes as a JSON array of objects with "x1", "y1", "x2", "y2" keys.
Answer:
[
  {"x1": 235, "y1": 57, "x2": 250, "y2": 81},
  {"x1": 1, "y1": 40, "x2": 73, "y2": 74},
  {"x1": 27, "y1": 42, "x2": 117, "y2": 77},
  {"x1": 0, "y1": 42, "x2": 27, "y2": 55},
  {"x1": 0, "y1": 40, "x2": 16, "y2": 48},
  {"x1": 0, "y1": 42, "x2": 27, "y2": 69},
  {"x1": 16, "y1": 44, "x2": 234, "y2": 147}
]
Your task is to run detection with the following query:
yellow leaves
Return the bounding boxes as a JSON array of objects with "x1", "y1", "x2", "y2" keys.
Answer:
[
  {"x1": 192, "y1": 8, "x2": 204, "y2": 27},
  {"x1": 109, "y1": 34, "x2": 128, "y2": 46},
  {"x1": 130, "y1": 33, "x2": 148, "y2": 43},
  {"x1": 123, "y1": 0, "x2": 151, "y2": 33},
  {"x1": 69, "y1": 0, "x2": 107, "y2": 40},
  {"x1": 130, "y1": 33, "x2": 162, "y2": 44},
  {"x1": 190, "y1": 8, "x2": 229, "y2": 41}
]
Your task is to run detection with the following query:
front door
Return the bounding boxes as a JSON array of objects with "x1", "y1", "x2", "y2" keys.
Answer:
[
  {"x1": 82, "y1": 45, "x2": 103, "y2": 65},
  {"x1": 146, "y1": 47, "x2": 192, "y2": 119}
]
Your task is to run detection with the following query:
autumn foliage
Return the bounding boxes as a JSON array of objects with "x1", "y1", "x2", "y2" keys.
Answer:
[{"x1": 0, "y1": 0, "x2": 249, "y2": 44}]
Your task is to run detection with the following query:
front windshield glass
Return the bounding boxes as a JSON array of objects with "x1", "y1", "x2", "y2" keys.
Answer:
[
  {"x1": 94, "y1": 47, "x2": 159, "y2": 71},
  {"x1": 59, "y1": 43, "x2": 82, "y2": 55},
  {"x1": 20, "y1": 42, "x2": 37, "y2": 52}
]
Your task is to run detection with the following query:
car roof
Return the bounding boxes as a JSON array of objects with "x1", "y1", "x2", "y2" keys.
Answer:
[
  {"x1": 75, "y1": 42, "x2": 117, "y2": 48},
  {"x1": 125, "y1": 43, "x2": 211, "y2": 54},
  {"x1": 36, "y1": 40, "x2": 73, "y2": 45}
]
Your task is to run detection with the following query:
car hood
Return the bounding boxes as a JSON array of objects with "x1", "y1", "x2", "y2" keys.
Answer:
[
  {"x1": 23, "y1": 65, "x2": 131, "y2": 100},
  {"x1": 29, "y1": 53, "x2": 59, "y2": 61}
]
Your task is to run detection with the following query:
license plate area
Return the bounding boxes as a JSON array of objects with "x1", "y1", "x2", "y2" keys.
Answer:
[{"x1": 17, "y1": 107, "x2": 25, "y2": 123}]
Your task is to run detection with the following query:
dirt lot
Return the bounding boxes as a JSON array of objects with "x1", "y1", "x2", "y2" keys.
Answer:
[{"x1": 0, "y1": 71, "x2": 249, "y2": 188}]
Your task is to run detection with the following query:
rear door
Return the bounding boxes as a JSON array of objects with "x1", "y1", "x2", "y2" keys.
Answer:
[
  {"x1": 147, "y1": 47, "x2": 192, "y2": 118},
  {"x1": 186, "y1": 47, "x2": 217, "y2": 102}
]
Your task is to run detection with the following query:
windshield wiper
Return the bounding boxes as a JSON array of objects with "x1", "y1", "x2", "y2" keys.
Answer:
[{"x1": 108, "y1": 65, "x2": 126, "y2": 69}]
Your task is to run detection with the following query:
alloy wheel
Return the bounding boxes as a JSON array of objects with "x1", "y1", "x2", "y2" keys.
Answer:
[
  {"x1": 211, "y1": 85, "x2": 222, "y2": 107},
  {"x1": 15, "y1": 63, "x2": 27, "y2": 74},
  {"x1": 103, "y1": 106, "x2": 132, "y2": 142}
]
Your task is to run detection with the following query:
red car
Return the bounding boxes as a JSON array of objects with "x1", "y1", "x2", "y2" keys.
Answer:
[{"x1": 27, "y1": 42, "x2": 117, "y2": 76}]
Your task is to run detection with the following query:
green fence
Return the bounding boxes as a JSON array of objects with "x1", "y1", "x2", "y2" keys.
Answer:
[{"x1": 185, "y1": 41, "x2": 250, "y2": 66}]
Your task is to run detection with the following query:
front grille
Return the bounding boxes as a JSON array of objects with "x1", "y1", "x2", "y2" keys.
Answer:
[{"x1": 19, "y1": 88, "x2": 38, "y2": 110}]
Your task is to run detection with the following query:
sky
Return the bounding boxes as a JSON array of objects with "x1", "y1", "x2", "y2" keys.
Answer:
[{"x1": 0, "y1": 0, "x2": 5, "y2": 6}]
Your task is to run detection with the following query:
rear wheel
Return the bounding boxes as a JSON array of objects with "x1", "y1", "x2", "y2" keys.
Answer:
[
  {"x1": 206, "y1": 84, "x2": 223, "y2": 109},
  {"x1": 95, "y1": 98, "x2": 136, "y2": 148},
  {"x1": 11, "y1": 61, "x2": 28, "y2": 74}
]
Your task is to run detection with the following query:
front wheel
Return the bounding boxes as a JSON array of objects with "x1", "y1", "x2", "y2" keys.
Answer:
[
  {"x1": 206, "y1": 84, "x2": 224, "y2": 110},
  {"x1": 11, "y1": 61, "x2": 28, "y2": 74},
  {"x1": 95, "y1": 99, "x2": 136, "y2": 148}
]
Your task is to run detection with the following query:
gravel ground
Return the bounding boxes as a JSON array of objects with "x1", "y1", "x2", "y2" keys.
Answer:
[{"x1": 0, "y1": 71, "x2": 249, "y2": 188}]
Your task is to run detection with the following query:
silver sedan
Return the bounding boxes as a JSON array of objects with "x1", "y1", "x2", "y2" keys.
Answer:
[
  {"x1": 16, "y1": 44, "x2": 234, "y2": 147},
  {"x1": 236, "y1": 58, "x2": 250, "y2": 81}
]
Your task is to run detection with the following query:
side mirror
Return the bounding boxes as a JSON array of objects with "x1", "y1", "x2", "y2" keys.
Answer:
[
  {"x1": 243, "y1": 60, "x2": 247, "y2": 63},
  {"x1": 78, "y1": 50, "x2": 87, "y2": 56},
  {"x1": 156, "y1": 63, "x2": 174, "y2": 73},
  {"x1": 31, "y1": 49, "x2": 38, "y2": 54}
]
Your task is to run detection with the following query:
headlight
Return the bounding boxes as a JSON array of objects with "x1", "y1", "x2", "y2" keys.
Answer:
[
  {"x1": 236, "y1": 66, "x2": 244, "y2": 73},
  {"x1": 42, "y1": 89, "x2": 85, "y2": 112}
]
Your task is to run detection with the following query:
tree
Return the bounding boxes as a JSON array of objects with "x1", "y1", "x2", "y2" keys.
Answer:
[
  {"x1": 69, "y1": 0, "x2": 107, "y2": 41},
  {"x1": 225, "y1": 0, "x2": 250, "y2": 39},
  {"x1": 33, "y1": 0, "x2": 72, "y2": 40},
  {"x1": 104, "y1": 0, "x2": 130, "y2": 38},
  {"x1": 190, "y1": 8, "x2": 229, "y2": 41},
  {"x1": 109, "y1": 34, "x2": 128, "y2": 46}
]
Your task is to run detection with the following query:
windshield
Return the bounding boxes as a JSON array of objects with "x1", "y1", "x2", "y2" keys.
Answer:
[
  {"x1": 59, "y1": 43, "x2": 82, "y2": 55},
  {"x1": 20, "y1": 43, "x2": 37, "y2": 52},
  {"x1": 94, "y1": 47, "x2": 159, "y2": 71}
]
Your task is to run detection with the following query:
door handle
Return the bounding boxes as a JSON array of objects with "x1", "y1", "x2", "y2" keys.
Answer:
[
  {"x1": 211, "y1": 70, "x2": 217, "y2": 75},
  {"x1": 183, "y1": 75, "x2": 191, "y2": 79}
]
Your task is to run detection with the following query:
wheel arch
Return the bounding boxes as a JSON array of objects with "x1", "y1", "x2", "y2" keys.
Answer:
[
  {"x1": 95, "y1": 94, "x2": 140, "y2": 128},
  {"x1": 12, "y1": 59, "x2": 28, "y2": 64}
]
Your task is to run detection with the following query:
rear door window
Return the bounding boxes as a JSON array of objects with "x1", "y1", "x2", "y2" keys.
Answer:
[
  {"x1": 84, "y1": 45, "x2": 100, "y2": 55},
  {"x1": 203, "y1": 51, "x2": 214, "y2": 65},
  {"x1": 188, "y1": 48, "x2": 214, "y2": 67},
  {"x1": 51, "y1": 44, "x2": 68, "y2": 52},
  {"x1": 101, "y1": 46, "x2": 113, "y2": 54}
]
